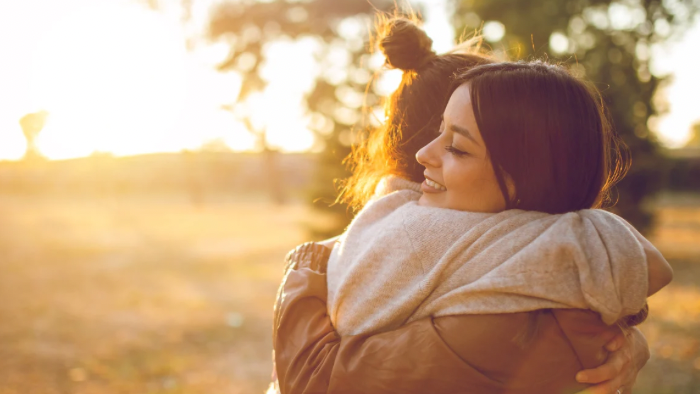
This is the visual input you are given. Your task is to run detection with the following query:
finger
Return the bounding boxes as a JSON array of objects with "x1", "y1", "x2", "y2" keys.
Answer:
[
  {"x1": 620, "y1": 373, "x2": 637, "y2": 393},
  {"x1": 577, "y1": 350, "x2": 629, "y2": 383},
  {"x1": 604, "y1": 332, "x2": 626, "y2": 352},
  {"x1": 573, "y1": 376, "x2": 626, "y2": 394}
]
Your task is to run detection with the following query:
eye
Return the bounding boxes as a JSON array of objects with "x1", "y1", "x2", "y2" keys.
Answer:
[{"x1": 445, "y1": 145, "x2": 470, "y2": 157}]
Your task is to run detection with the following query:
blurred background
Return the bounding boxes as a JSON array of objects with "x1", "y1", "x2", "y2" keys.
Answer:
[{"x1": 0, "y1": 0, "x2": 699, "y2": 393}]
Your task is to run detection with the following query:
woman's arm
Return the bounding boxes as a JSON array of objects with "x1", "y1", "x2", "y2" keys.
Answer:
[
  {"x1": 273, "y1": 243, "x2": 648, "y2": 394},
  {"x1": 574, "y1": 327, "x2": 650, "y2": 394},
  {"x1": 274, "y1": 246, "x2": 495, "y2": 393},
  {"x1": 619, "y1": 218, "x2": 673, "y2": 296},
  {"x1": 644, "y1": 239, "x2": 673, "y2": 296}
]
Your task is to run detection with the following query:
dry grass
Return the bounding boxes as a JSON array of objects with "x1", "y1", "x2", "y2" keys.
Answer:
[
  {"x1": 0, "y1": 193, "x2": 698, "y2": 393},
  {"x1": 636, "y1": 196, "x2": 700, "y2": 394},
  {"x1": 0, "y1": 194, "x2": 333, "y2": 394}
]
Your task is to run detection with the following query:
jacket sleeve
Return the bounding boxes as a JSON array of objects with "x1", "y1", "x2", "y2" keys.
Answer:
[
  {"x1": 273, "y1": 243, "x2": 629, "y2": 394},
  {"x1": 273, "y1": 243, "x2": 504, "y2": 394}
]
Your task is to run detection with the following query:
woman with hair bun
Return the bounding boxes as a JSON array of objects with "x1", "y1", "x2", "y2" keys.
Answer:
[
  {"x1": 270, "y1": 16, "x2": 664, "y2": 394},
  {"x1": 338, "y1": 16, "x2": 494, "y2": 209}
]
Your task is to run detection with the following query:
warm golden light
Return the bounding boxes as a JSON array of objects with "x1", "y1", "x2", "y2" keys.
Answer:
[
  {"x1": 0, "y1": 0, "x2": 317, "y2": 161},
  {"x1": 1, "y1": 0, "x2": 697, "y2": 161},
  {"x1": 29, "y1": 2, "x2": 189, "y2": 159}
]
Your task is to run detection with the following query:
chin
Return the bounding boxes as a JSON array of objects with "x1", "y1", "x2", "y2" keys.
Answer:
[
  {"x1": 417, "y1": 195, "x2": 440, "y2": 208},
  {"x1": 417, "y1": 195, "x2": 430, "y2": 206}
]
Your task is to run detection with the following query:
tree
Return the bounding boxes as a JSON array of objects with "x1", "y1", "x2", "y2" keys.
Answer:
[
  {"x1": 454, "y1": 0, "x2": 699, "y2": 232},
  {"x1": 207, "y1": 0, "x2": 399, "y2": 236},
  {"x1": 687, "y1": 122, "x2": 700, "y2": 147},
  {"x1": 203, "y1": 0, "x2": 698, "y2": 233},
  {"x1": 19, "y1": 111, "x2": 49, "y2": 160}
]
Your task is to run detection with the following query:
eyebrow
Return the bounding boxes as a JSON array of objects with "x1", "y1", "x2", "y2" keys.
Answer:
[{"x1": 449, "y1": 124, "x2": 480, "y2": 146}]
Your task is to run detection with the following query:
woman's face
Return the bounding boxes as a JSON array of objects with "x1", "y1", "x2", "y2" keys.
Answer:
[{"x1": 416, "y1": 84, "x2": 511, "y2": 212}]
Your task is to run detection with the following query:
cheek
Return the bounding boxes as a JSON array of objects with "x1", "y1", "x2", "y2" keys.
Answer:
[
  {"x1": 473, "y1": 164, "x2": 504, "y2": 201},
  {"x1": 477, "y1": 161, "x2": 501, "y2": 189},
  {"x1": 445, "y1": 160, "x2": 503, "y2": 206},
  {"x1": 444, "y1": 160, "x2": 479, "y2": 194}
]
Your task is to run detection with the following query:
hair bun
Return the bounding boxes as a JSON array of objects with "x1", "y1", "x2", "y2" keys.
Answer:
[{"x1": 379, "y1": 18, "x2": 435, "y2": 71}]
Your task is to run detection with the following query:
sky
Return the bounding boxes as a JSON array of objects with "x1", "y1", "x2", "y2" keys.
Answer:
[
  {"x1": 0, "y1": 0, "x2": 269, "y2": 160},
  {"x1": 650, "y1": 17, "x2": 700, "y2": 147},
  {"x1": 0, "y1": 0, "x2": 698, "y2": 161}
]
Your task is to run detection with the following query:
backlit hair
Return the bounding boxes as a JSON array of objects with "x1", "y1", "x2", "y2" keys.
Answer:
[{"x1": 338, "y1": 15, "x2": 492, "y2": 210}]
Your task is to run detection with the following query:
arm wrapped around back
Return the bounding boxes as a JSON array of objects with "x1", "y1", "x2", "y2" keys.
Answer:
[{"x1": 273, "y1": 243, "x2": 635, "y2": 394}]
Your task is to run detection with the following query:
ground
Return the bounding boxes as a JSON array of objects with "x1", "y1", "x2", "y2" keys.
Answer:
[{"x1": 0, "y1": 193, "x2": 698, "y2": 394}]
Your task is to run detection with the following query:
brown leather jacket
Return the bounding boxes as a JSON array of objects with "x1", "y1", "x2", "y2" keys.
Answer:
[{"x1": 273, "y1": 243, "x2": 633, "y2": 394}]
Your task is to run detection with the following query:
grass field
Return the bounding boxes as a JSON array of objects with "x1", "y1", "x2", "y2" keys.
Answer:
[
  {"x1": 635, "y1": 194, "x2": 700, "y2": 394},
  {"x1": 0, "y1": 193, "x2": 698, "y2": 394}
]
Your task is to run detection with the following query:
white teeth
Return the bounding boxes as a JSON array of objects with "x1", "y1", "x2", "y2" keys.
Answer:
[{"x1": 425, "y1": 178, "x2": 446, "y2": 191}]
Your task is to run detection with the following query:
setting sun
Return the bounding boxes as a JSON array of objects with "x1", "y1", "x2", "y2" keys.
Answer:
[
  {"x1": 30, "y1": 2, "x2": 191, "y2": 159},
  {"x1": 0, "y1": 0, "x2": 318, "y2": 160},
  {"x1": 1, "y1": 0, "x2": 698, "y2": 161}
]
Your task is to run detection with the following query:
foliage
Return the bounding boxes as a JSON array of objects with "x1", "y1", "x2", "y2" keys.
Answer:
[
  {"x1": 667, "y1": 156, "x2": 700, "y2": 191},
  {"x1": 454, "y1": 0, "x2": 699, "y2": 231},
  {"x1": 664, "y1": 123, "x2": 700, "y2": 192},
  {"x1": 688, "y1": 122, "x2": 700, "y2": 147},
  {"x1": 207, "y1": 0, "x2": 699, "y2": 233},
  {"x1": 208, "y1": 0, "x2": 403, "y2": 236}
]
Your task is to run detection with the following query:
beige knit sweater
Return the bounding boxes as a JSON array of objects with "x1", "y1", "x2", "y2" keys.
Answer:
[{"x1": 327, "y1": 176, "x2": 649, "y2": 336}]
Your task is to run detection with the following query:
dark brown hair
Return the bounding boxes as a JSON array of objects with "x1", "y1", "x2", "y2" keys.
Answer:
[
  {"x1": 339, "y1": 16, "x2": 493, "y2": 210},
  {"x1": 452, "y1": 61, "x2": 629, "y2": 213}
]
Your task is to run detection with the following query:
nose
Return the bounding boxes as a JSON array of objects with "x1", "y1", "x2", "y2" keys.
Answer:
[{"x1": 416, "y1": 135, "x2": 441, "y2": 169}]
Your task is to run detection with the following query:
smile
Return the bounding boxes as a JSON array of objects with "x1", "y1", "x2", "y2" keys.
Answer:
[{"x1": 424, "y1": 176, "x2": 446, "y2": 191}]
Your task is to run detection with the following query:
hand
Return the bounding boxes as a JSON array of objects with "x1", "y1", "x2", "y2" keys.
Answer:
[{"x1": 574, "y1": 327, "x2": 650, "y2": 394}]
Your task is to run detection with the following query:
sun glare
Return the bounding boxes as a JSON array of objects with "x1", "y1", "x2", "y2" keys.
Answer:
[
  {"x1": 28, "y1": 3, "x2": 191, "y2": 159},
  {"x1": 2, "y1": 0, "x2": 696, "y2": 160},
  {"x1": 0, "y1": 0, "x2": 316, "y2": 161}
]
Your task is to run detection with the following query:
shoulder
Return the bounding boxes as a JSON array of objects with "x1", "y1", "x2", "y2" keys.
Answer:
[{"x1": 285, "y1": 242, "x2": 332, "y2": 273}]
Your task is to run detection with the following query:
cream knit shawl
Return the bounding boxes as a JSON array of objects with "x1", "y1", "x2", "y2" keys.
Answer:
[{"x1": 327, "y1": 176, "x2": 649, "y2": 336}]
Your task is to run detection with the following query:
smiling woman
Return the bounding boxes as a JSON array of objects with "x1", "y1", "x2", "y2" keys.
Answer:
[
  {"x1": 416, "y1": 84, "x2": 511, "y2": 213},
  {"x1": 29, "y1": 2, "x2": 189, "y2": 159}
]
